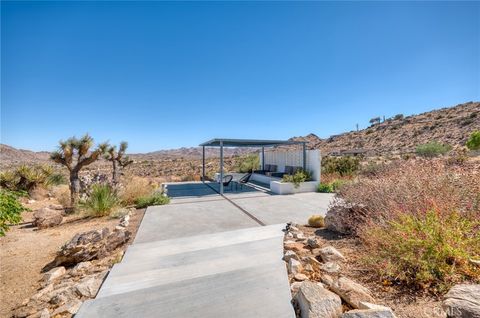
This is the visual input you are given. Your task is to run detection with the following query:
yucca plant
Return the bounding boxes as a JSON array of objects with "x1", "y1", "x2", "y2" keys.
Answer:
[
  {"x1": 105, "y1": 141, "x2": 133, "y2": 184},
  {"x1": 81, "y1": 184, "x2": 119, "y2": 217},
  {"x1": 50, "y1": 134, "x2": 108, "y2": 207},
  {"x1": 0, "y1": 165, "x2": 53, "y2": 192}
]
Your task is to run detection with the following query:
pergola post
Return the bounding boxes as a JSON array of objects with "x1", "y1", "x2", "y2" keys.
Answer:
[
  {"x1": 261, "y1": 146, "x2": 265, "y2": 171},
  {"x1": 302, "y1": 142, "x2": 307, "y2": 171},
  {"x1": 202, "y1": 146, "x2": 205, "y2": 182},
  {"x1": 220, "y1": 141, "x2": 224, "y2": 194}
]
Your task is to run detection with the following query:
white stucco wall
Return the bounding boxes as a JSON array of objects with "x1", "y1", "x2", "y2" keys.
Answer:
[{"x1": 260, "y1": 149, "x2": 321, "y2": 182}]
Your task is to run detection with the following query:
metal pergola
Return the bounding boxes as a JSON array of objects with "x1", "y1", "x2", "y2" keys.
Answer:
[{"x1": 199, "y1": 138, "x2": 307, "y2": 194}]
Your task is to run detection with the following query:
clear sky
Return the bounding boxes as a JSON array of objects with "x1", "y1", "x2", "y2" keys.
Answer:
[{"x1": 1, "y1": 1, "x2": 479, "y2": 153}]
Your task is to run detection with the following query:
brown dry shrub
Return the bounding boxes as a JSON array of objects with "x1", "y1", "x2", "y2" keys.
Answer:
[
  {"x1": 119, "y1": 176, "x2": 154, "y2": 205},
  {"x1": 338, "y1": 159, "x2": 480, "y2": 225},
  {"x1": 336, "y1": 159, "x2": 480, "y2": 291},
  {"x1": 51, "y1": 184, "x2": 70, "y2": 207}
]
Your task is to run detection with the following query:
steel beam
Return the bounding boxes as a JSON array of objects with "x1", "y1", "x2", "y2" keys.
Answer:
[{"x1": 220, "y1": 141, "x2": 224, "y2": 194}]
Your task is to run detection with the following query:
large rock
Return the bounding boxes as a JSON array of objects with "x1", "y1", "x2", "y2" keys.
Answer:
[
  {"x1": 43, "y1": 266, "x2": 66, "y2": 283},
  {"x1": 442, "y1": 284, "x2": 480, "y2": 318},
  {"x1": 53, "y1": 228, "x2": 130, "y2": 266},
  {"x1": 318, "y1": 246, "x2": 345, "y2": 262},
  {"x1": 324, "y1": 201, "x2": 368, "y2": 235},
  {"x1": 75, "y1": 275, "x2": 103, "y2": 298},
  {"x1": 294, "y1": 281, "x2": 342, "y2": 318},
  {"x1": 33, "y1": 208, "x2": 63, "y2": 229},
  {"x1": 288, "y1": 258, "x2": 303, "y2": 275},
  {"x1": 322, "y1": 275, "x2": 375, "y2": 309}
]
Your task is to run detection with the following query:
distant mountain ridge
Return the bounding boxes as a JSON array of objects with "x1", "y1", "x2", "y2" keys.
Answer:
[{"x1": 1, "y1": 101, "x2": 479, "y2": 169}]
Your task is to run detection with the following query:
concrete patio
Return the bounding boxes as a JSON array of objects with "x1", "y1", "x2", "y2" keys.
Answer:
[{"x1": 77, "y1": 182, "x2": 335, "y2": 318}]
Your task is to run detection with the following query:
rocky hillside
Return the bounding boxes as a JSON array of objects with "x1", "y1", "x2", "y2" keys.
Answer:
[{"x1": 294, "y1": 101, "x2": 479, "y2": 156}]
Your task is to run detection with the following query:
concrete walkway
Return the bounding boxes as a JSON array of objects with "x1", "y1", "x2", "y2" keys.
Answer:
[{"x1": 77, "y1": 182, "x2": 335, "y2": 317}]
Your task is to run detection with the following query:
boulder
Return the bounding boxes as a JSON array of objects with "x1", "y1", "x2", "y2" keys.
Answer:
[
  {"x1": 442, "y1": 284, "x2": 480, "y2": 318},
  {"x1": 320, "y1": 262, "x2": 341, "y2": 274},
  {"x1": 43, "y1": 267, "x2": 66, "y2": 283},
  {"x1": 53, "y1": 228, "x2": 130, "y2": 266},
  {"x1": 306, "y1": 237, "x2": 320, "y2": 248},
  {"x1": 322, "y1": 276, "x2": 375, "y2": 309},
  {"x1": 291, "y1": 281, "x2": 303, "y2": 294},
  {"x1": 51, "y1": 299, "x2": 82, "y2": 316},
  {"x1": 284, "y1": 250, "x2": 299, "y2": 262},
  {"x1": 33, "y1": 208, "x2": 63, "y2": 229},
  {"x1": 318, "y1": 246, "x2": 345, "y2": 262},
  {"x1": 294, "y1": 281, "x2": 343, "y2": 318},
  {"x1": 288, "y1": 258, "x2": 303, "y2": 275},
  {"x1": 75, "y1": 275, "x2": 103, "y2": 298},
  {"x1": 324, "y1": 201, "x2": 368, "y2": 235},
  {"x1": 294, "y1": 273, "x2": 309, "y2": 281},
  {"x1": 341, "y1": 309, "x2": 396, "y2": 318}
]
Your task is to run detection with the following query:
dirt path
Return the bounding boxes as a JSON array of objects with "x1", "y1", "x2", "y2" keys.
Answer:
[{"x1": 0, "y1": 200, "x2": 144, "y2": 318}]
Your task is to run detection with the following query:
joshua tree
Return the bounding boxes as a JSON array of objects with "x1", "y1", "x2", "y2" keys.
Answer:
[
  {"x1": 50, "y1": 134, "x2": 108, "y2": 207},
  {"x1": 105, "y1": 142, "x2": 133, "y2": 184}
]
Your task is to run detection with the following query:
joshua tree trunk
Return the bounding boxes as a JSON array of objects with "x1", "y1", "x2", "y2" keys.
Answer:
[
  {"x1": 69, "y1": 170, "x2": 81, "y2": 206},
  {"x1": 112, "y1": 160, "x2": 119, "y2": 184}
]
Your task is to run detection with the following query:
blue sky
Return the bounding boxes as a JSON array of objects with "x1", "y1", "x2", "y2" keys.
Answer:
[{"x1": 1, "y1": 1, "x2": 479, "y2": 152}]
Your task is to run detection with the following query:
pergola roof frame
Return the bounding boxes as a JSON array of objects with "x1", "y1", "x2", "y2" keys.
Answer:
[
  {"x1": 199, "y1": 138, "x2": 305, "y2": 148},
  {"x1": 199, "y1": 138, "x2": 307, "y2": 194}
]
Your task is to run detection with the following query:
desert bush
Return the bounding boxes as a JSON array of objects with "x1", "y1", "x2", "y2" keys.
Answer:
[
  {"x1": 0, "y1": 165, "x2": 54, "y2": 192},
  {"x1": 466, "y1": 131, "x2": 480, "y2": 151},
  {"x1": 317, "y1": 183, "x2": 334, "y2": 193},
  {"x1": 336, "y1": 160, "x2": 480, "y2": 290},
  {"x1": 81, "y1": 184, "x2": 119, "y2": 217},
  {"x1": 363, "y1": 209, "x2": 480, "y2": 291},
  {"x1": 236, "y1": 154, "x2": 260, "y2": 173},
  {"x1": 416, "y1": 141, "x2": 451, "y2": 158},
  {"x1": 135, "y1": 193, "x2": 170, "y2": 208},
  {"x1": 0, "y1": 190, "x2": 28, "y2": 236},
  {"x1": 119, "y1": 176, "x2": 154, "y2": 205},
  {"x1": 317, "y1": 179, "x2": 347, "y2": 193},
  {"x1": 393, "y1": 114, "x2": 404, "y2": 120},
  {"x1": 308, "y1": 215, "x2": 325, "y2": 228},
  {"x1": 322, "y1": 156, "x2": 360, "y2": 176},
  {"x1": 282, "y1": 170, "x2": 312, "y2": 188}
]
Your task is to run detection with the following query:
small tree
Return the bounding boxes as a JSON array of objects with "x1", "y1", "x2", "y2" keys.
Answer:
[
  {"x1": 105, "y1": 142, "x2": 133, "y2": 184},
  {"x1": 466, "y1": 131, "x2": 480, "y2": 151},
  {"x1": 50, "y1": 134, "x2": 108, "y2": 207}
]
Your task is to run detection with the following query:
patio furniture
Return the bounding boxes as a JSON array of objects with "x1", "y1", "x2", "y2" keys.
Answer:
[
  {"x1": 237, "y1": 173, "x2": 252, "y2": 190},
  {"x1": 222, "y1": 175, "x2": 234, "y2": 192}
]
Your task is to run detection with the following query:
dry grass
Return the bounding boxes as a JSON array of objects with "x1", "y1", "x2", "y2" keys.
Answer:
[{"x1": 118, "y1": 176, "x2": 154, "y2": 206}]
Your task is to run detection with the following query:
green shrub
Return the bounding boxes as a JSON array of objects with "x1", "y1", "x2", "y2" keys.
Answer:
[
  {"x1": 317, "y1": 179, "x2": 347, "y2": 193},
  {"x1": 135, "y1": 193, "x2": 170, "y2": 208},
  {"x1": 322, "y1": 156, "x2": 360, "y2": 176},
  {"x1": 466, "y1": 131, "x2": 480, "y2": 151},
  {"x1": 282, "y1": 170, "x2": 312, "y2": 188},
  {"x1": 81, "y1": 184, "x2": 119, "y2": 217},
  {"x1": 317, "y1": 183, "x2": 334, "y2": 193},
  {"x1": 0, "y1": 190, "x2": 27, "y2": 236},
  {"x1": 415, "y1": 142, "x2": 452, "y2": 158},
  {"x1": 236, "y1": 154, "x2": 260, "y2": 173},
  {"x1": 363, "y1": 210, "x2": 480, "y2": 291}
]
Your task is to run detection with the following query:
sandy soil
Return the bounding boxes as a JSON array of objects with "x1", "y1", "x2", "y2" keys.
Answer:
[
  {"x1": 0, "y1": 198, "x2": 144, "y2": 318},
  {"x1": 298, "y1": 225, "x2": 446, "y2": 318}
]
